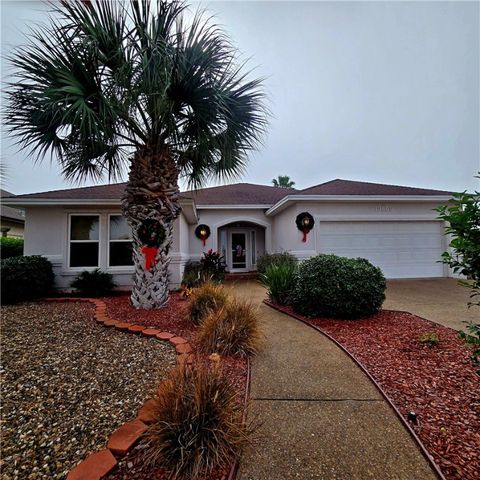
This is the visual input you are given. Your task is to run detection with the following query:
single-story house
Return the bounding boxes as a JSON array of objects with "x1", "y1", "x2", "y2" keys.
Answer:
[
  {"x1": 2, "y1": 179, "x2": 453, "y2": 290},
  {"x1": 1, "y1": 189, "x2": 25, "y2": 238}
]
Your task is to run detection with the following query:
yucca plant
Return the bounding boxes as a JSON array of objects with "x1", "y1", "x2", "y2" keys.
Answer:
[
  {"x1": 187, "y1": 281, "x2": 230, "y2": 324},
  {"x1": 142, "y1": 360, "x2": 254, "y2": 479},
  {"x1": 197, "y1": 299, "x2": 262, "y2": 356},
  {"x1": 5, "y1": 0, "x2": 266, "y2": 309},
  {"x1": 260, "y1": 262, "x2": 297, "y2": 305}
]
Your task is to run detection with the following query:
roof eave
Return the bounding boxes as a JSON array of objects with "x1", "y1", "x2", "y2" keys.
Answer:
[{"x1": 265, "y1": 194, "x2": 452, "y2": 216}]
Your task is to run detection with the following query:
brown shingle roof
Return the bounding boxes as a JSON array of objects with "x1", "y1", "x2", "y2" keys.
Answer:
[
  {"x1": 9, "y1": 179, "x2": 451, "y2": 206},
  {"x1": 296, "y1": 179, "x2": 452, "y2": 196},
  {"x1": 1, "y1": 189, "x2": 25, "y2": 222},
  {"x1": 183, "y1": 183, "x2": 296, "y2": 205}
]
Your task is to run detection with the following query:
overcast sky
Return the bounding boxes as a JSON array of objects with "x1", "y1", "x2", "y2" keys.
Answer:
[{"x1": 1, "y1": 0, "x2": 479, "y2": 194}]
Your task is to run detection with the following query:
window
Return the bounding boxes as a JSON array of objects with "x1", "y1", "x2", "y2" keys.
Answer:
[
  {"x1": 109, "y1": 215, "x2": 133, "y2": 267},
  {"x1": 69, "y1": 215, "x2": 99, "y2": 267},
  {"x1": 251, "y1": 230, "x2": 256, "y2": 265}
]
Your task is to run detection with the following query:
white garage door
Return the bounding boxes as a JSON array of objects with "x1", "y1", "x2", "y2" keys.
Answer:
[{"x1": 317, "y1": 221, "x2": 446, "y2": 278}]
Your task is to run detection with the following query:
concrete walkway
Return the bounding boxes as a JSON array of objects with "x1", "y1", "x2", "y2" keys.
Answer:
[
  {"x1": 229, "y1": 281, "x2": 438, "y2": 480},
  {"x1": 385, "y1": 278, "x2": 477, "y2": 331}
]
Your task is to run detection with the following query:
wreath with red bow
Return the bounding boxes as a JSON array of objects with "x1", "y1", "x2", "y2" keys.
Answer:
[
  {"x1": 195, "y1": 224, "x2": 211, "y2": 246},
  {"x1": 138, "y1": 219, "x2": 166, "y2": 270},
  {"x1": 295, "y1": 212, "x2": 315, "y2": 242}
]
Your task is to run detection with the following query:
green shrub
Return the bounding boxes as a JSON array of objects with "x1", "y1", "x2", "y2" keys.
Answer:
[
  {"x1": 260, "y1": 262, "x2": 297, "y2": 305},
  {"x1": 200, "y1": 249, "x2": 226, "y2": 283},
  {"x1": 181, "y1": 261, "x2": 203, "y2": 288},
  {"x1": 0, "y1": 237, "x2": 24, "y2": 259},
  {"x1": 70, "y1": 269, "x2": 116, "y2": 297},
  {"x1": 292, "y1": 254, "x2": 386, "y2": 319},
  {"x1": 142, "y1": 360, "x2": 254, "y2": 479},
  {"x1": 187, "y1": 282, "x2": 230, "y2": 324},
  {"x1": 1, "y1": 255, "x2": 54, "y2": 304},
  {"x1": 182, "y1": 251, "x2": 226, "y2": 288},
  {"x1": 458, "y1": 322, "x2": 480, "y2": 375},
  {"x1": 197, "y1": 299, "x2": 262, "y2": 356},
  {"x1": 256, "y1": 252, "x2": 296, "y2": 275}
]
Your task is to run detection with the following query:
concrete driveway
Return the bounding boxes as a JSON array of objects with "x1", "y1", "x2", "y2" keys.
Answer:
[{"x1": 384, "y1": 278, "x2": 478, "y2": 331}]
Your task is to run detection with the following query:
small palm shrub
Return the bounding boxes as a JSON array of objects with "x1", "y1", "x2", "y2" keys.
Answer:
[
  {"x1": 260, "y1": 262, "x2": 297, "y2": 305},
  {"x1": 197, "y1": 300, "x2": 262, "y2": 356},
  {"x1": 292, "y1": 254, "x2": 386, "y2": 319},
  {"x1": 1, "y1": 255, "x2": 54, "y2": 304},
  {"x1": 458, "y1": 322, "x2": 480, "y2": 375},
  {"x1": 187, "y1": 282, "x2": 230, "y2": 324},
  {"x1": 70, "y1": 269, "x2": 116, "y2": 297},
  {"x1": 256, "y1": 252, "x2": 296, "y2": 275},
  {"x1": 0, "y1": 237, "x2": 24, "y2": 259},
  {"x1": 142, "y1": 360, "x2": 254, "y2": 479}
]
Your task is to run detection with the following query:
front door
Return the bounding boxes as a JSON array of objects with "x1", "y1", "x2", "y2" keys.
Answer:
[{"x1": 230, "y1": 232, "x2": 247, "y2": 271}]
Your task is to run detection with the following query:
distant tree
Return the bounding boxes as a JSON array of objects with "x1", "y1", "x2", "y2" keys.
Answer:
[{"x1": 272, "y1": 175, "x2": 295, "y2": 188}]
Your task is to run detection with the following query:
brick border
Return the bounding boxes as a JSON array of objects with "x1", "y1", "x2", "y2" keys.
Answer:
[
  {"x1": 43, "y1": 297, "x2": 194, "y2": 480},
  {"x1": 263, "y1": 299, "x2": 447, "y2": 480}
]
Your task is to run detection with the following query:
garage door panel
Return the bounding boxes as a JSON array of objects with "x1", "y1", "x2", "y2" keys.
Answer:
[{"x1": 317, "y1": 221, "x2": 445, "y2": 279}]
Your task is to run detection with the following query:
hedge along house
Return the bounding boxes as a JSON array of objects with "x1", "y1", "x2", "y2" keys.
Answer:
[{"x1": 2, "y1": 179, "x2": 453, "y2": 290}]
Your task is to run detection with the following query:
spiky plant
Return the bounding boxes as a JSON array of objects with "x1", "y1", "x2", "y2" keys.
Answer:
[
  {"x1": 187, "y1": 281, "x2": 229, "y2": 324},
  {"x1": 197, "y1": 299, "x2": 262, "y2": 356},
  {"x1": 5, "y1": 0, "x2": 266, "y2": 309},
  {"x1": 142, "y1": 360, "x2": 253, "y2": 479}
]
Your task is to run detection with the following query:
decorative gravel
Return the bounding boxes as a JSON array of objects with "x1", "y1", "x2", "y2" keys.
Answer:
[
  {"x1": 0, "y1": 302, "x2": 177, "y2": 480},
  {"x1": 270, "y1": 303, "x2": 480, "y2": 480}
]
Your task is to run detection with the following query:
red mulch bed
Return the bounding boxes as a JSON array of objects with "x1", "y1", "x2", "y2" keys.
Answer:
[
  {"x1": 269, "y1": 303, "x2": 480, "y2": 480},
  {"x1": 101, "y1": 292, "x2": 248, "y2": 480}
]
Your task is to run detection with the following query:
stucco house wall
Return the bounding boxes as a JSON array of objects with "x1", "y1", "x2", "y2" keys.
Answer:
[
  {"x1": 4, "y1": 179, "x2": 454, "y2": 290},
  {"x1": 23, "y1": 205, "x2": 188, "y2": 290}
]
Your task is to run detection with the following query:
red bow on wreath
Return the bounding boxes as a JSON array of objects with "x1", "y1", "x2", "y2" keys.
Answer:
[{"x1": 141, "y1": 246, "x2": 158, "y2": 271}]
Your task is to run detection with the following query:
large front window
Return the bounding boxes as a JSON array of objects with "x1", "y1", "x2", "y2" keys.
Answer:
[
  {"x1": 109, "y1": 215, "x2": 133, "y2": 267},
  {"x1": 69, "y1": 215, "x2": 99, "y2": 267}
]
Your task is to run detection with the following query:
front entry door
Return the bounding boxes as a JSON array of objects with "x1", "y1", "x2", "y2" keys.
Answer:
[{"x1": 230, "y1": 232, "x2": 247, "y2": 271}]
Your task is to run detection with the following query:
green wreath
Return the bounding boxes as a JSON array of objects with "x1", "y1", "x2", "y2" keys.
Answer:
[{"x1": 138, "y1": 219, "x2": 166, "y2": 247}]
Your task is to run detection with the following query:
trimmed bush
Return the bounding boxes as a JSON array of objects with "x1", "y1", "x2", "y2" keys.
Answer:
[
  {"x1": 260, "y1": 262, "x2": 297, "y2": 305},
  {"x1": 256, "y1": 251, "x2": 296, "y2": 275},
  {"x1": 197, "y1": 299, "x2": 262, "y2": 356},
  {"x1": 142, "y1": 360, "x2": 254, "y2": 479},
  {"x1": 187, "y1": 282, "x2": 230, "y2": 324},
  {"x1": 292, "y1": 254, "x2": 386, "y2": 319},
  {"x1": 0, "y1": 237, "x2": 24, "y2": 259},
  {"x1": 1, "y1": 255, "x2": 54, "y2": 304},
  {"x1": 70, "y1": 269, "x2": 116, "y2": 297}
]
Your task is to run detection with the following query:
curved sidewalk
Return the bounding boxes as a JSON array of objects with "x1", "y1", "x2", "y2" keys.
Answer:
[{"x1": 230, "y1": 281, "x2": 438, "y2": 480}]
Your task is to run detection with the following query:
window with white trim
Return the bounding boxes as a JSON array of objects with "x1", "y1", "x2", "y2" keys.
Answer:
[
  {"x1": 109, "y1": 215, "x2": 133, "y2": 267},
  {"x1": 69, "y1": 215, "x2": 100, "y2": 267}
]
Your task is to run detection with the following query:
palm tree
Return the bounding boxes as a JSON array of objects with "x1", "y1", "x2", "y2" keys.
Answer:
[
  {"x1": 5, "y1": 0, "x2": 266, "y2": 309},
  {"x1": 272, "y1": 175, "x2": 295, "y2": 188}
]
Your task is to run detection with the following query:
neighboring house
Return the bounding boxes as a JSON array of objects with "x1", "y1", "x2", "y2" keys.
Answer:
[
  {"x1": 0, "y1": 189, "x2": 25, "y2": 238},
  {"x1": 2, "y1": 179, "x2": 453, "y2": 290}
]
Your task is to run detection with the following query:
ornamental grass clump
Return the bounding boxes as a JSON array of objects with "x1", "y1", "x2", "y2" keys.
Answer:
[
  {"x1": 260, "y1": 262, "x2": 297, "y2": 305},
  {"x1": 187, "y1": 281, "x2": 230, "y2": 324},
  {"x1": 197, "y1": 300, "x2": 262, "y2": 356},
  {"x1": 142, "y1": 360, "x2": 253, "y2": 479}
]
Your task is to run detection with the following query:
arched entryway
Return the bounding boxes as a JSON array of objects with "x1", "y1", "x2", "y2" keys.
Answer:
[{"x1": 214, "y1": 219, "x2": 270, "y2": 273}]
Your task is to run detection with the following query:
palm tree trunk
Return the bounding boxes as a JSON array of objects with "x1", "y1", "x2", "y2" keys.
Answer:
[{"x1": 122, "y1": 145, "x2": 180, "y2": 309}]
